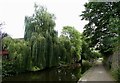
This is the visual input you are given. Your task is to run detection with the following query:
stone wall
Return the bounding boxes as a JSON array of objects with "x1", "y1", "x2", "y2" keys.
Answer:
[
  {"x1": 105, "y1": 49, "x2": 120, "y2": 71},
  {"x1": 111, "y1": 49, "x2": 120, "y2": 70}
]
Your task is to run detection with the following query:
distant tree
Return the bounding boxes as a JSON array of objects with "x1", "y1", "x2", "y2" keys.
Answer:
[
  {"x1": 0, "y1": 22, "x2": 8, "y2": 39},
  {"x1": 0, "y1": 22, "x2": 3, "y2": 39},
  {"x1": 2, "y1": 33, "x2": 8, "y2": 39}
]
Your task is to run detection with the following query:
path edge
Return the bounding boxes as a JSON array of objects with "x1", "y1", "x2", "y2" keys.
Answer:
[{"x1": 77, "y1": 65, "x2": 94, "y2": 82}]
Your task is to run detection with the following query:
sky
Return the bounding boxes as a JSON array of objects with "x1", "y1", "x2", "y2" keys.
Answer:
[{"x1": 0, "y1": 0, "x2": 88, "y2": 38}]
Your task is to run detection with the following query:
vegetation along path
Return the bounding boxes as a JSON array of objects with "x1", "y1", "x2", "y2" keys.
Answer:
[{"x1": 78, "y1": 60, "x2": 115, "y2": 82}]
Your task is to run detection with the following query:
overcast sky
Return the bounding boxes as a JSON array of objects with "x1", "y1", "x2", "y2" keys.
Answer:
[{"x1": 0, "y1": 0, "x2": 88, "y2": 38}]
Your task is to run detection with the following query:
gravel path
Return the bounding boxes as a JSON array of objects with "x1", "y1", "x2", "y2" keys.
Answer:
[{"x1": 78, "y1": 60, "x2": 115, "y2": 83}]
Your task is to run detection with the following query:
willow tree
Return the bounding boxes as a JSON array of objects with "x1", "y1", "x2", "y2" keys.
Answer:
[{"x1": 24, "y1": 4, "x2": 58, "y2": 69}]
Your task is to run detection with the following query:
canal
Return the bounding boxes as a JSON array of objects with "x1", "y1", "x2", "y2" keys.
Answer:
[{"x1": 2, "y1": 63, "x2": 90, "y2": 82}]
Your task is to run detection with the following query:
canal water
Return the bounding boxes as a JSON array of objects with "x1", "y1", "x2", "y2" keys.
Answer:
[{"x1": 2, "y1": 64, "x2": 90, "y2": 82}]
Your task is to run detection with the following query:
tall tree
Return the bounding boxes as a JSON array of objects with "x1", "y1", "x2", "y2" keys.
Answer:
[
  {"x1": 81, "y1": 2, "x2": 120, "y2": 56},
  {"x1": 24, "y1": 4, "x2": 58, "y2": 69},
  {"x1": 60, "y1": 26, "x2": 82, "y2": 63}
]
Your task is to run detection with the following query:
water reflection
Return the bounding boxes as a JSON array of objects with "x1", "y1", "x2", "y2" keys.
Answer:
[{"x1": 3, "y1": 64, "x2": 89, "y2": 82}]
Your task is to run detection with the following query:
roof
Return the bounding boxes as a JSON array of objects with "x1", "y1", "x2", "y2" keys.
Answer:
[{"x1": 13, "y1": 38, "x2": 24, "y2": 40}]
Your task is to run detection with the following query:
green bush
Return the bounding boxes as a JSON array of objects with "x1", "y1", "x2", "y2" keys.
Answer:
[
  {"x1": 81, "y1": 61, "x2": 92, "y2": 74},
  {"x1": 2, "y1": 61, "x2": 16, "y2": 77},
  {"x1": 112, "y1": 67, "x2": 120, "y2": 81}
]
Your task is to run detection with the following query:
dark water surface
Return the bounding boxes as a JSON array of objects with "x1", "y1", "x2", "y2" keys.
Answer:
[{"x1": 2, "y1": 64, "x2": 89, "y2": 83}]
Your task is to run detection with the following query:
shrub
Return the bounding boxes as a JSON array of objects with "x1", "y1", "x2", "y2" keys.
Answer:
[
  {"x1": 81, "y1": 61, "x2": 92, "y2": 74},
  {"x1": 2, "y1": 61, "x2": 16, "y2": 77},
  {"x1": 112, "y1": 67, "x2": 120, "y2": 81}
]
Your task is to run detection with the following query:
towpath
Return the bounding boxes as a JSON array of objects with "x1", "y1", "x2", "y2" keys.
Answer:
[{"x1": 78, "y1": 60, "x2": 115, "y2": 83}]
